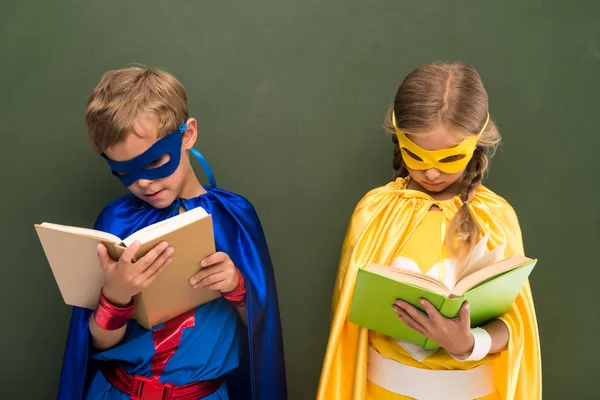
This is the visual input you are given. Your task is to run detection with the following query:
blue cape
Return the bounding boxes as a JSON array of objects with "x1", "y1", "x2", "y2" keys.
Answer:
[{"x1": 56, "y1": 186, "x2": 287, "y2": 399}]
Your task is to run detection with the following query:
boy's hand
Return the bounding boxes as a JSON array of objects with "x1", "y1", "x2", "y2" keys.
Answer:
[
  {"x1": 393, "y1": 299, "x2": 474, "y2": 357},
  {"x1": 98, "y1": 241, "x2": 173, "y2": 306},
  {"x1": 190, "y1": 252, "x2": 239, "y2": 293}
]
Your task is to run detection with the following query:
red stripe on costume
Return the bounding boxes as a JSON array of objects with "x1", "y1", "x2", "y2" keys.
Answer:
[{"x1": 151, "y1": 309, "x2": 196, "y2": 378}]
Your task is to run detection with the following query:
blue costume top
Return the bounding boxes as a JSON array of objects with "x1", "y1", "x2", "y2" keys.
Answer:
[{"x1": 56, "y1": 187, "x2": 288, "y2": 399}]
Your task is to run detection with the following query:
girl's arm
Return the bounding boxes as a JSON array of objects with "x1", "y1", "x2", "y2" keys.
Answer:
[
  {"x1": 482, "y1": 318, "x2": 509, "y2": 354},
  {"x1": 393, "y1": 299, "x2": 507, "y2": 359}
]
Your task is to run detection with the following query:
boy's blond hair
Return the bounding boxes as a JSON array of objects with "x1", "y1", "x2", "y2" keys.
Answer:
[{"x1": 86, "y1": 67, "x2": 189, "y2": 153}]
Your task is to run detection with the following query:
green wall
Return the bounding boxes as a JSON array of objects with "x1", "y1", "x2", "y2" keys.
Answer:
[{"x1": 1, "y1": 0, "x2": 598, "y2": 398}]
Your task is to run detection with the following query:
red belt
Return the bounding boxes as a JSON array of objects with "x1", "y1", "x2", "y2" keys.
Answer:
[{"x1": 101, "y1": 362, "x2": 221, "y2": 400}]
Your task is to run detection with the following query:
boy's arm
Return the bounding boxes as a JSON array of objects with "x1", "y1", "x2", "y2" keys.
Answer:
[
  {"x1": 190, "y1": 252, "x2": 247, "y2": 324},
  {"x1": 90, "y1": 241, "x2": 173, "y2": 350},
  {"x1": 88, "y1": 290, "x2": 131, "y2": 350},
  {"x1": 90, "y1": 321, "x2": 127, "y2": 350}
]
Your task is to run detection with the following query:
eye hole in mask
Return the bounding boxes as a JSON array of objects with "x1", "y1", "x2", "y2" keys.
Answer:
[
  {"x1": 146, "y1": 154, "x2": 171, "y2": 169},
  {"x1": 111, "y1": 154, "x2": 172, "y2": 178},
  {"x1": 439, "y1": 154, "x2": 466, "y2": 163},
  {"x1": 401, "y1": 148, "x2": 423, "y2": 161}
]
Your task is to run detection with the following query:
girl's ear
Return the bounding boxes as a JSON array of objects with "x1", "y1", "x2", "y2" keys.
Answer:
[{"x1": 182, "y1": 118, "x2": 198, "y2": 150}]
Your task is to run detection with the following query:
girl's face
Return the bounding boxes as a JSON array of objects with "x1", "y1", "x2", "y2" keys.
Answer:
[{"x1": 404, "y1": 124, "x2": 470, "y2": 193}]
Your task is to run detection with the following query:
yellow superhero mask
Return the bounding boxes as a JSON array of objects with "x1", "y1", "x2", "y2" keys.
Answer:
[{"x1": 393, "y1": 111, "x2": 489, "y2": 174}]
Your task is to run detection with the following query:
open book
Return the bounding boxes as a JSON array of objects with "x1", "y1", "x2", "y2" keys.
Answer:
[
  {"x1": 35, "y1": 207, "x2": 220, "y2": 329},
  {"x1": 348, "y1": 235, "x2": 537, "y2": 349}
]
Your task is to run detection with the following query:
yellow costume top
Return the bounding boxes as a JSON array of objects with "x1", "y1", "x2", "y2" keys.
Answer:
[{"x1": 316, "y1": 177, "x2": 541, "y2": 400}]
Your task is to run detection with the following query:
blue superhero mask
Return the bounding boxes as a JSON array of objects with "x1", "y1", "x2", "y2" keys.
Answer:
[
  {"x1": 101, "y1": 123, "x2": 187, "y2": 187},
  {"x1": 101, "y1": 122, "x2": 217, "y2": 188}
]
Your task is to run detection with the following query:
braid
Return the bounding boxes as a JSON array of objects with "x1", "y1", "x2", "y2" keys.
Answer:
[
  {"x1": 391, "y1": 134, "x2": 409, "y2": 178},
  {"x1": 445, "y1": 147, "x2": 488, "y2": 263},
  {"x1": 460, "y1": 147, "x2": 487, "y2": 203}
]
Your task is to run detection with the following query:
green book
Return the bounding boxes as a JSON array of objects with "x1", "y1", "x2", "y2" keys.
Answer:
[{"x1": 348, "y1": 237, "x2": 537, "y2": 350}]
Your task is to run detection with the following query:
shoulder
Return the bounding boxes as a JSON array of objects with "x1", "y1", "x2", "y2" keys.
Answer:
[
  {"x1": 472, "y1": 184, "x2": 520, "y2": 221},
  {"x1": 203, "y1": 186, "x2": 257, "y2": 213},
  {"x1": 94, "y1": 193, "x2": 144, "y2": 231},
  {"x1": 97, "y1": 193, "x2": 141, "y2": 217},
  {"x1": 353, "y1": 178, "x2": 411, "y2": 212},
  {"x1": 472, "y1": 184, "x2": 524, "y2": 255},
  {"x1": 215, "y1": 187, "x2": 255, "y2": 209},
  {"x1": 198, "y1": 188, "x2": 271, "y2": 254},
  {"x1": 343, "y1": 178, "x2": 413, "y2": 236},
  {"x1": 194, "y1": 187, "x2": 263, "y2": 230}
]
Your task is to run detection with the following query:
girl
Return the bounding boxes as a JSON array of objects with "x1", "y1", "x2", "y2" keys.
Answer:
[{"x1": 317, "y1": 62, "x2": 541, "y2": 399}]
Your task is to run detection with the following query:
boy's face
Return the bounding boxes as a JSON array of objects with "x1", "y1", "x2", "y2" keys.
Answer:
[{"x1": 103, "y1": 112, "x2": 199, "y2": 209}]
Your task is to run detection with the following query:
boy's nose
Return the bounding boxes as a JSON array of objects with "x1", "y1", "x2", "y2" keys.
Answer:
[{"x1": 136, "y1": 179, "x2": 152, "y2": 188}]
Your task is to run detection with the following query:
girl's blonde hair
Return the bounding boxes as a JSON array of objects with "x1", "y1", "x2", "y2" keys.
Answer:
[{"x1": 383, "y1": 62, "x2": 501, "y2": 261}]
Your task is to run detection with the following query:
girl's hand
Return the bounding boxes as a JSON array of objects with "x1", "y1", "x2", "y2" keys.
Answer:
[
  {"x1": 393, "y1": 299, "x2": 474, "y2": 357},
  {"x1": 189, "y1": 252, "x2": 239, "y2": 293}
]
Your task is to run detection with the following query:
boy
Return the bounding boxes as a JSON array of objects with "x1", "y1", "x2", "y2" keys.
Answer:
[{"x1": 57, "y1": 67, "x2": 287, "y2": 399}]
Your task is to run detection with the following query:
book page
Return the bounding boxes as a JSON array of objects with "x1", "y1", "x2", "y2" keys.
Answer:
[
  {"x1": 35, "y1": 224, "x2": 115, "y2": 309},
  {"x1": 461, "y1": 234, "x2": 489, "y2": 272},
  {"x1": 456, "y1": 243, "x2": 506, "y2": 283},
  {"x1": 453, "y1": 255, "x2": 531, "y2": 295},
  {"x1": 123, "y1": 206, "x2": 209, "y2": 247},
  {"x1": 365, "y1": 264, "x2": 451, "y2": 295},
  {"x1": 37, "y1": 222, "x2": 122, "y2": 244}
]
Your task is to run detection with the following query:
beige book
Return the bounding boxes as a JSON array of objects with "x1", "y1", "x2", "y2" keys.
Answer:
[{"x1": 34, "y1": 206, "x2": 220, "y2": 329}]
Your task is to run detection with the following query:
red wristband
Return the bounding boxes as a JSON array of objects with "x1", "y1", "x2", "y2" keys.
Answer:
[
  {"x1": 93, "y1": 289, "x2": 135, "y2": 330},
  {"x1": 223, "y1": 269, "x2": 247, "y2": 307}
]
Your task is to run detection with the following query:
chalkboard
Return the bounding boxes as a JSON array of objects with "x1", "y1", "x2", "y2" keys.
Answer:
[{"x1": 1, "y1": 0, "x2": 598, "y2": 398}]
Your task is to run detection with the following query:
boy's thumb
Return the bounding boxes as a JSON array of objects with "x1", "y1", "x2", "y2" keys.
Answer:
[{"x1": 97, "y1": 244, "x2": 112, "y2": 269}]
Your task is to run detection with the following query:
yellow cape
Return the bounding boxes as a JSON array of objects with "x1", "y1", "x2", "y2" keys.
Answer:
[{"x1": 316, "y1": 178, "x2": 541, "y2": 400}]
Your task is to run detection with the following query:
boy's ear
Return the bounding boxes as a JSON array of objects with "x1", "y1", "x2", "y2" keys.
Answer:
[{"x1": 182, "y1": 118, "x2": 198, "y2": 150}]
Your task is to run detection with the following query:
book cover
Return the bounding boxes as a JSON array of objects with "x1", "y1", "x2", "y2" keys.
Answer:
[
  {"x1": 35, "y1": 208, "x2": 221, "y2": 329},
  {"x1": 348, "y1": 258, "x2": 536, "y2": 350}
]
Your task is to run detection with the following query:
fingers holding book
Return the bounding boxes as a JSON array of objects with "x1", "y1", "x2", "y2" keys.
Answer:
[
  {"x1": 393, "y1": 299, "x2": 474, "y2": 357},
  {"x1": 190, "y1": 252, "x2": 240, "y2": 293},
  {"x1": 98, "y1": 240, "x2": 174, "y2": 305},
  {"x1": 392, "y1": 301, "x2": 427, "y2": 336}
]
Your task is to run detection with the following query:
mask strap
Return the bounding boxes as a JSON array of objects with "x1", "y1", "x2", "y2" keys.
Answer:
[
  {"x1": 190, "y1": 148, "x2": 217, "y2": 188},
  {"x1": 391, "y1": 110, "x2": 399, "y2": 129},
  {"x1": 479, "y1": 113, "x2": 490, "y2": 134}
]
